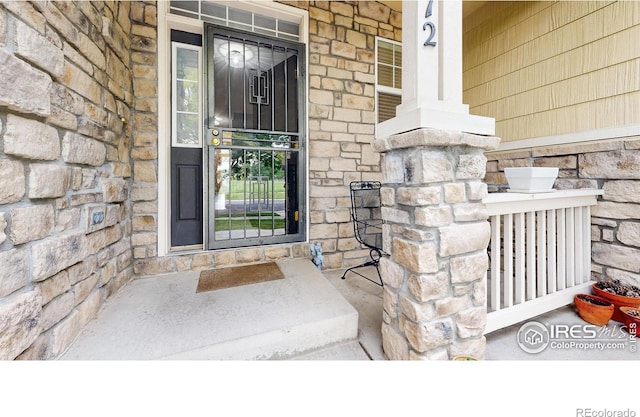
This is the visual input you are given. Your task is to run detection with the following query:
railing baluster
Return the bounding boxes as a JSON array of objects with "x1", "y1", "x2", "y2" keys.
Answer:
[
  {"x1": 491, "y1": 215, "x2": 501, "y2": 312},
  {"x1": 547, "y1": 209, "x2": 557, "y2": 293},
  {"x1": 537, "y1": 210, "x2": 547, "y2": 297},
  {"x1": 584, "y1": 206, "x2": 592, "y2": 284},
  {"x1": 574, "y1": 207, "x2": 584, "y2": 284},
  {"x1": 557, "y1": 208, "x2": 566, "y2": 290},
  {"x1": 515, "y1": 213, "x2": 525, "y2": 305},
  {"x1": 566, "y1": 207, "x2": 575, "y2": 287},
  {"x1": 526, "y1": 211, "x2": 536, "y2": 300},
  {"x1": 504, "y1": 213, "x2": 513, "y2": 308}
]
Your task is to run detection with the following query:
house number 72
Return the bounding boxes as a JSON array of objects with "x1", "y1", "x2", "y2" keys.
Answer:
[{"x1": 423, "y1": 0, "x2": 437, "y2": 47}]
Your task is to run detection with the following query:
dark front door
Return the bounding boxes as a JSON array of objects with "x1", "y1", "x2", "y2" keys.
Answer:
[{"x1": 204, "y1": 24, "x2": 306, "y2": 250}]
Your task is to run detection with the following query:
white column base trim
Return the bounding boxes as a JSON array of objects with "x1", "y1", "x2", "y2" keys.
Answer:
[{"x1": 377, "y1": 106, "x2": 495, "y2": 139}]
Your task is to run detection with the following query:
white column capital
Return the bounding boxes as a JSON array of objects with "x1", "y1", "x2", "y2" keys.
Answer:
[{"x1": 377, "y1": 0, "x2": 495, "y2": 139}]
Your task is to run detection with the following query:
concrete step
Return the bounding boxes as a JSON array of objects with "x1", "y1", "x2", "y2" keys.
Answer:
[
  {"x1": 61, "y1": 259, "x2": 359, "y2": 360},
  {"x1": 288, "y1": 340, "x2": 370, "y2": 360}
]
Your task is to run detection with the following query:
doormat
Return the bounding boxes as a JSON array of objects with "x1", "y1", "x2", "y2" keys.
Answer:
[{"x1": 196, "y1": 262, "x2": 284, "y2": 293}]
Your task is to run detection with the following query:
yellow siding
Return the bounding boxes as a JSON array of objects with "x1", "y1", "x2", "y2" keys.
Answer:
[{"x1": 463, "y1": 1, "x2": 640, "y2": 142}]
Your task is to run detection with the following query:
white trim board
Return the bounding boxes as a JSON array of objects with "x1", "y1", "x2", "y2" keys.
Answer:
[{"x1": 491, "y1": 124, "x2": 640, "y2": 153}]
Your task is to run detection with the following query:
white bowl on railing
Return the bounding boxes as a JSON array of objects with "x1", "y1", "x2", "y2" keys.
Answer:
[{"x1": 503, "y1": 167, "x2": 559, "y2": 193}]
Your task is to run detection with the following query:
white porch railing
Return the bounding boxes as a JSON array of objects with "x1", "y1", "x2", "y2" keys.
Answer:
[{"x1": 482, "y1": 189, "x2": 604, "y2": 334}]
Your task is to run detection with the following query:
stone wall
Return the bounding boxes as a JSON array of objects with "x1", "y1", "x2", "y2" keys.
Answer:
[
  {"x1": 0, "y1": 0, "x2": 402, "y2": 358},
  {"x1": 485, "y1": 135, "x2": 640, "y2": 288},
  {"x1": 0, "y1": 1, "x2": 145, "y2": 359},
  {"x1": 284, "y1": 0, "x2": 402, "y2": 269}
]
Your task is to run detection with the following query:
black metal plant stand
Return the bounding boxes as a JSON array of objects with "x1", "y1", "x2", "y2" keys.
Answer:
[{"x1": 341, "y1": 181, "x2": 386, "y2": 287}]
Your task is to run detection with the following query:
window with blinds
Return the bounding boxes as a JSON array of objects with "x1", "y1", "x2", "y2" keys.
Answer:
[{"x1": 376, "y1": 38, "x2": 402, "y2": 124}]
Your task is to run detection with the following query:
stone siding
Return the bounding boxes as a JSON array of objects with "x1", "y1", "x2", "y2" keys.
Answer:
[
  {"x1": 0, "y1": 0, "x2": 403, "y2": 359},
  {"x1": 282, "y1": 0, "x2": 401, "y2": 269},
  {"x1": 485, "y1": 135, "x2": 640, "y2": 288},
  {"x1": 129, "y1": 0, "x2": 159, "y2": 267},
  {"x1": 0, "y1": 1, "x2": 138, "y2": 360}
]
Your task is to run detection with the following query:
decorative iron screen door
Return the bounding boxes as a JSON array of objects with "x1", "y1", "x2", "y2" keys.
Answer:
[{"x1": 204, "y1": 24, "x2": 305, "y2": 249}]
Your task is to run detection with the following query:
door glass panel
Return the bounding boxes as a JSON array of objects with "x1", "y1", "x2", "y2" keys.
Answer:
[
  {"x1": 220, "y1": 130, "x2": 298, "y2": 149},
  {"x1": 228, "y1": 41, "x2": 248, "y2": 129},
  {"x1": 212, "y1": 37, "x2": 230, "y2": 128},
  {"x1": 210, "y1": 33, "x2": 299, "y2": 134},
  {"x1": 173, "y1": 44, "x2": 201, "y2": 147},
  {"x1": 176, "y1": 113, "x2": 200, "y2": 145},
  {"x1": 272, "y1": 46, "x2": 287, "y2": 132},
  {"x1": 286, "y1": 51, "x2": 298, "y2": 132},
  {"x1": 209, "y1": 141, "x2": 295, "y2": 244},
  {"x1": 206, "y1": 25, "x2": 304, "y2": 249}
]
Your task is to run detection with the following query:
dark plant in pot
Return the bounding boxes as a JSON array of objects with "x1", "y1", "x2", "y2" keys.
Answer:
[
  {"x1": 619, "y1": 306, "x2": 640, "y2": 336},
  {"x1": 592, "y1": 280, "x2": 640, "y2": 322},
  {"x1": 574, "y1": 294, "x2": 614, "y2": 326}
]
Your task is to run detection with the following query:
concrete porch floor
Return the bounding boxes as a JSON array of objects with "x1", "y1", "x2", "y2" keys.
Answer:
[
  {"x1": 60, "y1": 257, "x2": 638, "y2": 360},
  {"x1": 61, "y1": 258, "x2": 383, "y2": 360},
  {"x1": 486, "y1": 305, "x2": 639, "y2": 360}
]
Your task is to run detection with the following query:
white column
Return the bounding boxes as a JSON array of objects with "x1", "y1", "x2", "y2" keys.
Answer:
[{"x1": 377, "y1": 0, "x2": 495, "y2": 139}]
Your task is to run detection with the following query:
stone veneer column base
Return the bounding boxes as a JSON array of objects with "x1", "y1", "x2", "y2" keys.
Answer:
[{"x1": 373, "y1": 128, "x2": 500, "y2": 360}]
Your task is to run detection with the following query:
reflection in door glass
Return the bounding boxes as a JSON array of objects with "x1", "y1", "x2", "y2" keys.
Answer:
[
  {"x1": 212, "y1": 34, "x2": 298, "y2": 133},
  {"x1": 211, "y1": 145, "x2": 291, "y2": 241},
  {"x1": 173, "y1": 45, "x2": 201, "y2": 146}
]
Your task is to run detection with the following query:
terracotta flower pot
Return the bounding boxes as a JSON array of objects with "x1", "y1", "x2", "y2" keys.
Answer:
[
  {"x1": 574, "y1": 294, "x2": 614, "y2": 326},
  {"x1": 592, "y1": 283, "x2": 640, "y2": 323},
  {"x1": 619, "y1": 306, "x2": 640, "y2": 336}
]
